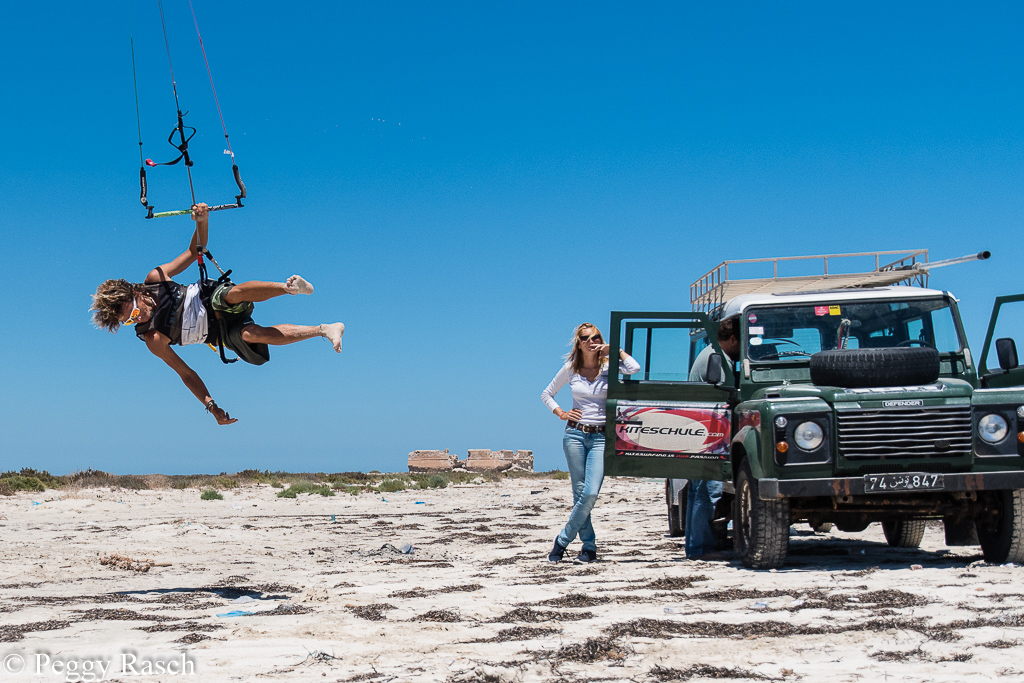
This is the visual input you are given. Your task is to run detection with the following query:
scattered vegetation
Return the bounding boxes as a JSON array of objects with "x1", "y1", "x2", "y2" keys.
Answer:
[
  {"x1": 0, "y1": 467, "x2": 572, "y2": 495},
  {"x1": 200, "y1": 489, "x2": 223, "y2": 501}
]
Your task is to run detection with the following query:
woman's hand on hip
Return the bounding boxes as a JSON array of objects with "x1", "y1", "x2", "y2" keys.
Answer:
[{"x1": 559, "y1": 409, "x2": 582, "y2": 422}]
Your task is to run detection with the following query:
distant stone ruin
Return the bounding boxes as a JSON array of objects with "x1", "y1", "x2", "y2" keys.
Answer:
[{"x1": 408, "y1": 449, "x2": 533, "y2": 473}]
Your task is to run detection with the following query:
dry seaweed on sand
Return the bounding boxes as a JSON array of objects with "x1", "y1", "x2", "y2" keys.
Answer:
[
  {"x1": 348, "y1": 603, "x2": 396, "y2": 621},
  {"x1": 173, "y1": 632, "x2": 212, "y2": 644},
  {"x1": 484, "y1": 557, "x2": 518, "y2": 566},
  {"x1": 141, "y1": 621, "x2": 222, "y2": 632},
  {"x1": 624, "y1": 575, "x2": 710, "y2": 591},
  {"x1": 265, "y1": 603, "x2": 312, "y2": 615},
  {"x1": 979, "y1": 639, "x2": 1021, "y2": 649},
  {"x1": 437, "y1": 584, "x2": 483, "y2": 594},
  {"x1": 527, "y1": 593, "x2": 610, "y2": 608},
  {"x1": 552, "y1": 635, "x2": 632, "y2": 663},
  {"x1": 647, "y1": 663, "x2": 773, "y2": 680},
  {"x1": 483, "y1": 626, "x2": 561, "y2": 642},
  {"x1": 870, "y1": 647, "x2": 928, "y2": 662},
  {"x1": 490, "y1": 607, "x2": 594, "y2": 623},
  {"x1": 411, "y1": 608, "x2": 462, "y2": 622},
  {"x1": 389, "y1": 588, "x2": 429, "y2": 599},
  {"x1": 74, "y1": 608, "x2": 178, "y2": 622},
  {"x1": 0, "y1": 620, "x2": 71, "y2": 643},
  {"x1": 690, "y1": 588, "x2": 796, "y2": 603}
]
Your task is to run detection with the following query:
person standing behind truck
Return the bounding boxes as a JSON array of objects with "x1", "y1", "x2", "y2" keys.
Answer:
[
  {"x1": 542, "y1": 323, "x2": 641, "y2": 563},
  {"x1": 685, "y1": 316, "x2": 741, "y2": 560}
]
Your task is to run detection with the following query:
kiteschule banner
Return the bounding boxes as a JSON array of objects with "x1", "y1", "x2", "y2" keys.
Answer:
[{"x1": 614, "y1": 400, "x2": 731, "y2": 460}]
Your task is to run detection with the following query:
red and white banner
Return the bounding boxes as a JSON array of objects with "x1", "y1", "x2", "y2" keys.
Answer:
[{"x1": 614, "y1": 401, "x2": 730, "y2": 460}]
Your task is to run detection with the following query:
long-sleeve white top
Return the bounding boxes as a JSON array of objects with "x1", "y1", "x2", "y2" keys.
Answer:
[{"x1": 541, "y1": 354, "x2": 642, "y2": 426}]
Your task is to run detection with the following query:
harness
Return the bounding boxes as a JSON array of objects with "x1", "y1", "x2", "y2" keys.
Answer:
[{"x1": 196, "y1": 246, "x2": 238, "y2": 365}]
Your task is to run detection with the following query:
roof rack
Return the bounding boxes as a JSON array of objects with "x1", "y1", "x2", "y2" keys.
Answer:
[{"x1": 690, "y1": 250, "x2": 932, "y2": 314}]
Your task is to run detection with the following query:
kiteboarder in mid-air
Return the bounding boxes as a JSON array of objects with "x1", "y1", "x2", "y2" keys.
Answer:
[{"x1": 90, "y1": 203, "x2": 345, "y2": 425}]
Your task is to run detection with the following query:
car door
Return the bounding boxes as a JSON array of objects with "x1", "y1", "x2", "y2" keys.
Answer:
[
  {"x1": 978, "y1": 294, "x2": 1024, "y2": 388},
  {"x1": 604, "y1": 311, "x2": 735, "y2": 481}
]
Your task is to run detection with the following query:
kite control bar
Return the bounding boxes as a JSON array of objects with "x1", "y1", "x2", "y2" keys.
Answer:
[{"x1": 143, "y1": 163, "x2": 246, "y2": 219}]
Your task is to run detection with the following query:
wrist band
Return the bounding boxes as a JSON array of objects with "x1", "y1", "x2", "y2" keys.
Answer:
[{"x1": 205, "y1": 400, "x2": 217, "y2": 412}]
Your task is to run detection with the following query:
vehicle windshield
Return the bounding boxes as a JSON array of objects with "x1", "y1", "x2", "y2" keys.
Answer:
[{"x1": 744, "y1": 297, "x2": 963, "y2": 362}]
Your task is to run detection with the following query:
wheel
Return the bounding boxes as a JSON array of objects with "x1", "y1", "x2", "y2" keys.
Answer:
[
  {"x1": 809, "y1": 347, "x2": 940, "y2": 388},
  {"x1": 733, "y1": 459, "x2": 789, "y2": 569},
  {"x1": 811, "y1": 522, "x2": 833, "y2": 534},
  {"x1": 943, "y1": 514, "x2": 979, "y2": 546},
  {"x1": 666, "y1": 480, "x2": 685, "y2": 537},
  {"x1": 882, "y1": 519, "x2": 926, "y2": 548},
  {"x1": 668, "y1": 505, "x2": 683, "y2": 537},
  {"x1": 977, "y1": 489, "x2": 1024, "y2": 564},
  {"x1": 835, "y1": 520, "x2": 871, "y2": 533}
]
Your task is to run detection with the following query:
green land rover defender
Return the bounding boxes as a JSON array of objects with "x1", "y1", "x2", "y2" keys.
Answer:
[{"x1": 603, "y1": 250, "x2": 1024, "y2": 569}]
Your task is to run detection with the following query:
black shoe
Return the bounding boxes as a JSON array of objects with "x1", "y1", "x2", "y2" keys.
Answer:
[
  {"x1": 548, "y1": 538, "x2": 567, "y2": 562},
  {"x1": 574, "y1": 549, "x2": 598, "y2": 564}
]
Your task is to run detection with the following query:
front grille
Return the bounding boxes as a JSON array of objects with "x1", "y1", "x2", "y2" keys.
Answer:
[{"x1": 837, "y1": 406, "x2": 973, "y2": 460}]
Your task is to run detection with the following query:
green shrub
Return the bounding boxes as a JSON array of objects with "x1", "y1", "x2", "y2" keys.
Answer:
[
  {"x1": 0, "y1": 475, "x2": 45, "y2": 492},
  {"x1": 200, "y1": 489, "x2": 223, "y2": 500},
  {"x1": 277, "y1": 482, "x2": 335, "y2": 498},
  {"x1": 551, "y1": 471, "x2": 569, "y2": 480},
  {"x1": 8, "y1": 468, "x2": 62, "y2": 488},
  {"x1": 271, "y1": 480, "x2": 284, "y2": 489},
  {"x1": 376, "y1": 479, "x2": 407, "y2": 493}
]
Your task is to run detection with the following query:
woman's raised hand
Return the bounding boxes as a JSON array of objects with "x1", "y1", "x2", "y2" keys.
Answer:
[{"x1": 191, "y1": 203, "x2": 209, "y2": 222}]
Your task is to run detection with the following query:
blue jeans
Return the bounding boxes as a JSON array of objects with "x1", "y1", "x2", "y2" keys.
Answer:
[
  {"x1": 685, "y1": 479, "x2": 723, "y2": 557},
  {"x1": 557, "y1": 428, "x2": 605, "y2": 552}
]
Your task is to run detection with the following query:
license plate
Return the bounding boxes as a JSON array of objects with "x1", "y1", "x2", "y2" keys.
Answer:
[{"x1": 863, "y1": 473, "x2": 944, "y2": 493}]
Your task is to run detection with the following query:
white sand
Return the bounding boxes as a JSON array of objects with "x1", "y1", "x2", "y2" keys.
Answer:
[{"x1": 0, "y1": 477, "x2": 1022, "y2": 682}]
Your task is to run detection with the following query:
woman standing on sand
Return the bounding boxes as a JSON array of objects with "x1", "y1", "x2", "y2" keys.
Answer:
[{"x1": 541, "y1": 323, "x2": 641, "y2": 563}]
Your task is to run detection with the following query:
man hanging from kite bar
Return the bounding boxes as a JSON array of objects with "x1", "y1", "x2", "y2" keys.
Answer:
[{"x1": 91, "y1": 203, "x2": 345, "y2": 425}]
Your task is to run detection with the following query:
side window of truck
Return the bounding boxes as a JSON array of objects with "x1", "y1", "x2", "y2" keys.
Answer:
[{"x1": 624, "y1": 325, "x2": 696, "y2": 382}]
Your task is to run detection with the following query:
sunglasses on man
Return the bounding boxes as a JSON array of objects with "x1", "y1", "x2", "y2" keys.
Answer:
[{"x1": 123, "y1": 298, "x2": 141, "y2": 326}]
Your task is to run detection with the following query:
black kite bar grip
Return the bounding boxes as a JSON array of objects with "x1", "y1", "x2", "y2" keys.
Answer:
[
  {"x1": 232, "y1": 164, "x2": 246, "y2": 200},
  {"x1": 140, "y1": 168, "x2": 149, "y2": 206}
]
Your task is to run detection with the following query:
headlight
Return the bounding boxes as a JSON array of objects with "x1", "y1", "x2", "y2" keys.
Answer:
[
  {"x1": 794, "y1": 421, "x2": 824, "y2": 451},
  {"x1": 979, "y1": 414, "x2": 1009, "y2": 444}
]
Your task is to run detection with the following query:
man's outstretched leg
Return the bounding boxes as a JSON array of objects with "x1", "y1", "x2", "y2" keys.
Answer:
[
  {"x1": 241, "y1": 323, "x2": 345, "y2": 352},
  {"x1": 224, "y1": 275, "x2": 313, "y2": 304}
]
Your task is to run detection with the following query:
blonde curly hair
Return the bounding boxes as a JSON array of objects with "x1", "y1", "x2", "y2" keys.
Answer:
[{"x1": 91, "y1": 279, "x2": 149, "y2": 333}]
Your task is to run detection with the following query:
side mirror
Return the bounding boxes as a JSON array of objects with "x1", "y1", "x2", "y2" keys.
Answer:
[
  {"x1": 706, "y1": 353, "x2": 723, "y2": 385},
  {"x1": 996, "y1": 338, "x2": 1019, "y2": 371}
]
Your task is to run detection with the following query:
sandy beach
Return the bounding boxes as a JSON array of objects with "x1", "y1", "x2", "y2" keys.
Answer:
[{"x1": 1, "y1": 476, "x2": 1022, "y2": 682}]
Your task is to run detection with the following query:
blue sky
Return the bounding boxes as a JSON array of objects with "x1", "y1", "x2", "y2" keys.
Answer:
[{"x1": 1, "y1": 1, "x2": 1021, "y2": 475}]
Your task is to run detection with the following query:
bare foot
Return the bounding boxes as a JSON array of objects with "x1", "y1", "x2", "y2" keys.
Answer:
[
  {"x1": 285, "y1": 275, "x2": 314, "y2": 295},
  {"x1": 321, "y1": 323, "x2": 345, "y2": 353}
]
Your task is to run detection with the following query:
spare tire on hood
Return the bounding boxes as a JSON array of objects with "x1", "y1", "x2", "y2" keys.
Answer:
[{"x1": 809, "y1": 347, "x2": 940, "y2": 388}]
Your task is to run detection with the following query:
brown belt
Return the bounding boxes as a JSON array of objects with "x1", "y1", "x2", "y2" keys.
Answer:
[{"x1": 567, "y1": 420, "x2": 603, "y2": 434}]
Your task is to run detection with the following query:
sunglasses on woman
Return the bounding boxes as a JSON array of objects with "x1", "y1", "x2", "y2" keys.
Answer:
[{"x1": 579, "y1": 333, "x2": 602, "y2": 343}]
